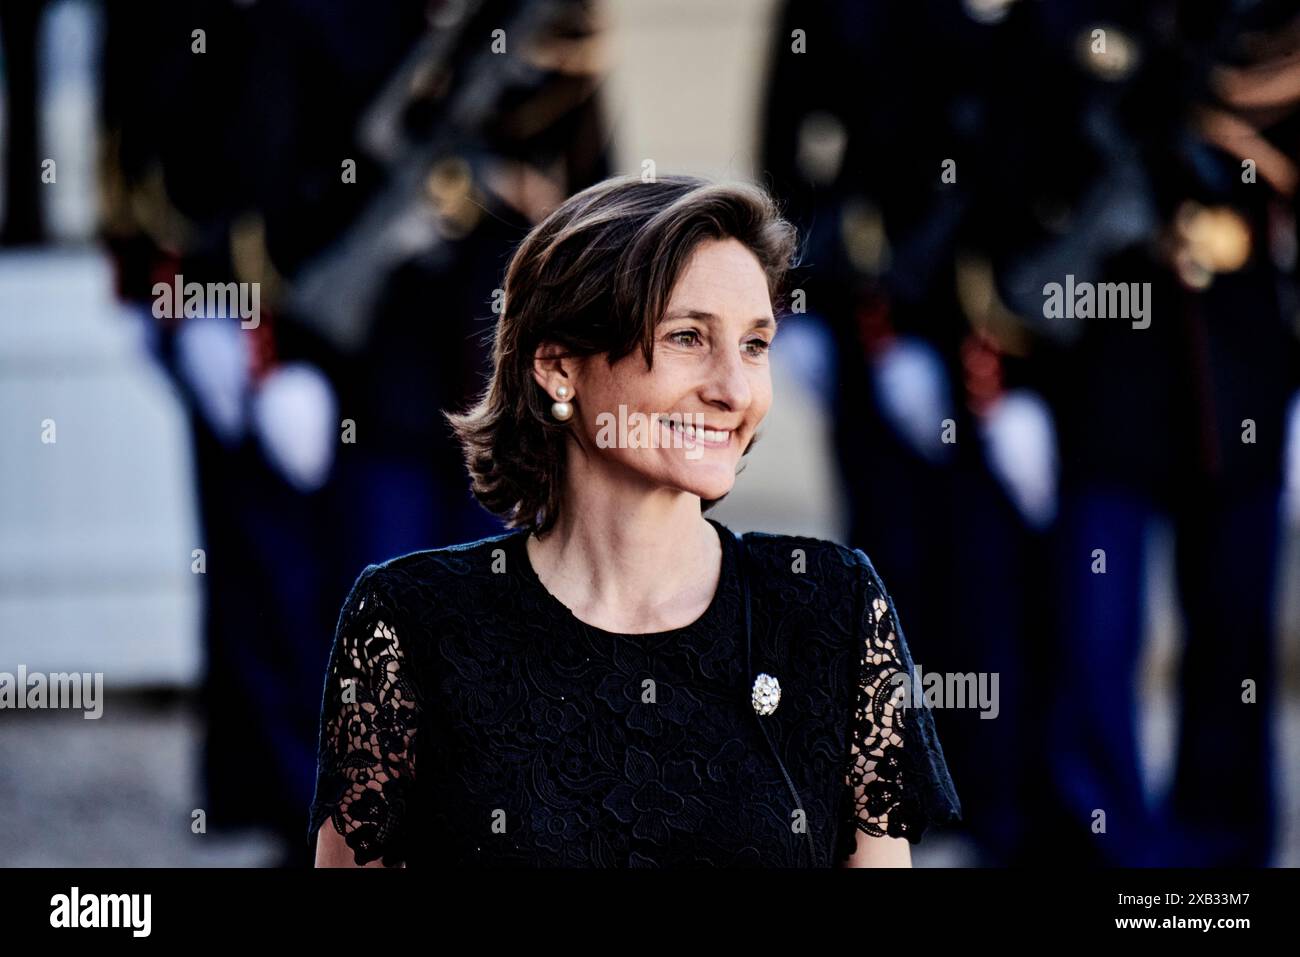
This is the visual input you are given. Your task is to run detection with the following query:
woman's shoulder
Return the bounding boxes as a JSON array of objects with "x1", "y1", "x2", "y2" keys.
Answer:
[
  {"x1": 730, "y1": 524, "x2": 891, "y2": 623},
  {"x1": 339, "y1": 529, "x2": 525, "y2": 617},
  {"x1": 370, "y1": 528, "x2": 522, "y2": 575},
  {"x1": 736, "y1": 525, "x2": 874, "y2": 587}
]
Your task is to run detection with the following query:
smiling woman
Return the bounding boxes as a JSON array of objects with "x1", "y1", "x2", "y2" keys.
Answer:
[
  {"x1": 447, "y1": 174, "x2": 796, "y2": 534},
  {"x1": 307, "y1": 174, "x2": 962, "y2": 867}
]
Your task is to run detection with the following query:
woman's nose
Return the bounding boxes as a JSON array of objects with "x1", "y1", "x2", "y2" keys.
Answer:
[{"x1": 699, "y1": 347, "x2": 751, "y2": 410}]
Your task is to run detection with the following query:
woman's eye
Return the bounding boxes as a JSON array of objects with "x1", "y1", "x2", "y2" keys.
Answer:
[{"x1": 667, "y1": 329, "x2": 769, "y2": 354}]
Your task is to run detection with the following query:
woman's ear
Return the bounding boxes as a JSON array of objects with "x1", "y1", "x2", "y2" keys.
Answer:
[{"x1": 532, "y1": 341, "x2": 577, "y2": 396}]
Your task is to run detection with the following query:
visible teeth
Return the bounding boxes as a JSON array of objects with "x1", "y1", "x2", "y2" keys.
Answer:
[{"x1": 660, "y1": 417, "x2": 729, "y2": 443}]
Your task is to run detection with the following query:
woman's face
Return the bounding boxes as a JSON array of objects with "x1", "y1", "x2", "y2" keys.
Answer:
[{"x1": 568, "y1": 236, "x2": 777, "y2": 501}]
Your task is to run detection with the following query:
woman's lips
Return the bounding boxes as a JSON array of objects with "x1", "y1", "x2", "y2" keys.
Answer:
[{"x1": 659, "y1": 416, "x2": 732, "y2": 449}]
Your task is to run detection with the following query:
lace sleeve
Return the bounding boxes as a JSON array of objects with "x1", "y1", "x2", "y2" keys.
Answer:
[
  {"x1": 308, "y1": 565, "x2": 421, "y2": 866},
  {"x1": 837, "y1": 550, "x2": 962, "y2": 859}
]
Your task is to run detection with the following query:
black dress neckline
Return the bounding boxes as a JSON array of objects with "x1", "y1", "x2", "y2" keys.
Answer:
[{"x1": 507, "y1": 516, "x2": 735, "y2": 640}]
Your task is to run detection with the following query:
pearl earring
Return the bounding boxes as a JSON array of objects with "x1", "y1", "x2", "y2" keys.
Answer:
[{"x1": 551, "y1": 384, "x2": 573, "y2": 422}]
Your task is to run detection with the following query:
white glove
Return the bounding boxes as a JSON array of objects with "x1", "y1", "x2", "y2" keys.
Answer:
[
  {"x1": 871, "y1": 335, "x2": 956, "y2": 464},
  {"x1": 175, "y1": 318, "x2": 250, "y2": 446},
  {"x1": 251, "y1": 362, "x2": 338, "y2": 493},
  {"x1": 980, "y1": 388, "x2": 1059, "y2": 530}
]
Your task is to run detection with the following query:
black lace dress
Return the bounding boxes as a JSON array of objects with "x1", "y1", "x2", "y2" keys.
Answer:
[{"x1": 307, "y1": 517, "x2": 962, "y2": 867}]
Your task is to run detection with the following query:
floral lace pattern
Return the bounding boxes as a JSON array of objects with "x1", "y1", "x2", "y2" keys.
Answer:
[
  {"x1": 308, "y1": 522, "x2": 961, "y2": 866},
  {"x1": 309, "y1": 568, "x2": 420, "y2": 867},
  {"x1": 842, "y1": 554, "x2": 933, "y2": 847}
]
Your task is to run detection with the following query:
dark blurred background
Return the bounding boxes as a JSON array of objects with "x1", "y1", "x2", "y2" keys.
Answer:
[{"x1": 0, "y1": 0, "x2": 1297, "y2": 867}]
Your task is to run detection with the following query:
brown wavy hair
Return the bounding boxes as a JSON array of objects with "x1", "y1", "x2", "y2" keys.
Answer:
[{"x1": 445, "y1": 173, "x2": 798, "y2": 535}]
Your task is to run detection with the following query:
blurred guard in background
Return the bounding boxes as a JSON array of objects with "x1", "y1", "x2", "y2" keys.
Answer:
[
  {"x1": 761, "y1": 0, "x2": 1299, "y2": 866},
  {"x1": 98, "y1": 0, "x2": 610, "y2": 864}
]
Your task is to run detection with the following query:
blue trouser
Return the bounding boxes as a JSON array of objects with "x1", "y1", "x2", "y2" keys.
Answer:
[{"x1": 1045, "y1": 479, "x2": 1282, "y2": 866}]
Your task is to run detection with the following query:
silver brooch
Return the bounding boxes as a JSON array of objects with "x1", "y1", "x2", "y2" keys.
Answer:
[{"x1": 751, "y1": 673, "x2": 781, "y2": 715}]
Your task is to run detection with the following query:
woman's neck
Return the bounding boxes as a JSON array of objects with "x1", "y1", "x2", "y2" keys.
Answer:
[{"x1": 524, "y1": 478, "x2": 722, "y2": 635}]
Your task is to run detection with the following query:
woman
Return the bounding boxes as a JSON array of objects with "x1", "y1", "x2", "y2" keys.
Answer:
[{"x1": 308, "y1": 173, "x2": 962, "y2": 867}]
